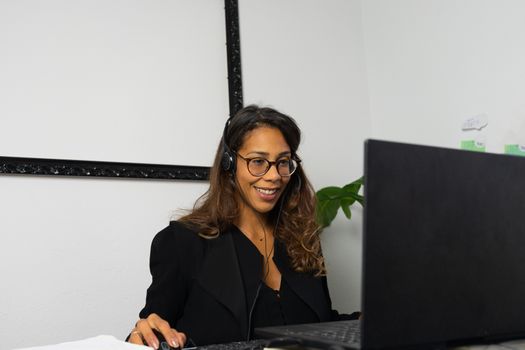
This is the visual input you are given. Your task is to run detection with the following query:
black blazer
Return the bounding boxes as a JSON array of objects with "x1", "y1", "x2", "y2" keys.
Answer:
[{"x1": 138, "y1": 221, "x2": 341, "y2": 345}]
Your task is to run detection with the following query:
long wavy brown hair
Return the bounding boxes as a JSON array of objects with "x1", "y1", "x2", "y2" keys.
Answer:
[{"x1": 179, "y1": 105, "x2": 325, "y2": 276}]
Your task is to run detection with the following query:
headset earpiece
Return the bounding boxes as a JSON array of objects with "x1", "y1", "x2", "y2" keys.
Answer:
[
  {"x1": 221, "y1": 118, "x2": 236, "y2": 173},
  {"x1": 221, "y1": 148, "x2": 235, "y2": 172}
]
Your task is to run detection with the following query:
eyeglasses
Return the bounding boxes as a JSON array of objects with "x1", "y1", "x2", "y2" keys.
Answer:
[{"x1": 237, "y1": 153, "x2": 300, "y2": 177}]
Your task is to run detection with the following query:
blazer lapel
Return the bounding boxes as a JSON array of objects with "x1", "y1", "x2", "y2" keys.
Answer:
[
  {"x1": 274, "y1": 241, "x2": 333, "y2": 322},
  {"x1": 196, "y1": 232, "x2": 249, "y2": 337}
]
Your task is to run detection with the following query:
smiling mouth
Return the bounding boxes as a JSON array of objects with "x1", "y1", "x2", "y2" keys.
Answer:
[{"x1": 255, "y1": 187, "x2": 279, "y2": 195}]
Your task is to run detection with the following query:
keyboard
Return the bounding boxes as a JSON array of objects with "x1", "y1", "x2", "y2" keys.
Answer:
[
  {"x1": 197, "y1": 338, "x2": 299, "y2": 350},
  {"x1": 197, "y1": 339, "x2": 267, "y2": 350},
  {"x1": 255, "y1": 320, "x2": 361, "y2": 349},
  {"x1": 281, "y1": 320, "x2": 360, "y2": 344}
]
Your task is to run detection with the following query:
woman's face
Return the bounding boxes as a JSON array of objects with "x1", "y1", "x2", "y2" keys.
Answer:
[{"x1": 235, "y1": 126, "x2": 292, "y2": 215}]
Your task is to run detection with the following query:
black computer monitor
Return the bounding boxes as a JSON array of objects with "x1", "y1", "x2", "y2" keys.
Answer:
[{"x1": 363, "y1": 139, "x2": 525, "y2": 349}]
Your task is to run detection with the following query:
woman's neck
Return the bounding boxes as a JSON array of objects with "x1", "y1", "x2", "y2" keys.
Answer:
[{"x1": 236, "y1": 203, "x2": 273, "y2": 241}]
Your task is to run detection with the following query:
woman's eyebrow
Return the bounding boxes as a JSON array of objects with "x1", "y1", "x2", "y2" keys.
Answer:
[{"x1": 246, "y1": 151, "x2": 292, "y2": 157}]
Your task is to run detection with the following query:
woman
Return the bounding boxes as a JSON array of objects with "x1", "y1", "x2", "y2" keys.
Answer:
[{"x1": 128, "y1": 105, "x2": 357, "y2": 349}]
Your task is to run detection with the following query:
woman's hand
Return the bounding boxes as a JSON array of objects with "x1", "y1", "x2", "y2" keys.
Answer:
[{"x1": 128, "y1": 313, "x2": 187, "y2": 349}]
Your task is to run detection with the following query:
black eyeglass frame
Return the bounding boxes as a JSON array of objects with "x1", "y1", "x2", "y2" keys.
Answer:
[{"x1": 236, "y1": 153, "x2": 301, "y2": 177}]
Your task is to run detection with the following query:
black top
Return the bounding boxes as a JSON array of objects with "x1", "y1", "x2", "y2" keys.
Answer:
[
  {"x1": 137, "y1": 221, "x2": 356, "y2": 346},
  {"x1": 231, "y1": 228, "x2": 318, "y2": 333}
]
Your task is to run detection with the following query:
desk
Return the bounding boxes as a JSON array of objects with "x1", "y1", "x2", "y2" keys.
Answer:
[{"x1": 14, "y1": 335, "x2": 525, "y2": 350}]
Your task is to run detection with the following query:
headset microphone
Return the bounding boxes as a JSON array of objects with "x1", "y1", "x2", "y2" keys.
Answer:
[{"x1": 245, "y1": 185, "x2": 288, "y2": 341}]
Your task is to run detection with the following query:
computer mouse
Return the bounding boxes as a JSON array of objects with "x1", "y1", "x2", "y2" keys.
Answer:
[{"x1": 152, "y1": 329, "x2": 180, "y2": 350}]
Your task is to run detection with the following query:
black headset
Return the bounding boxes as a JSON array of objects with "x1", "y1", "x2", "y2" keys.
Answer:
[{"x1": 221, "y1": 117, "x2": 236, "y2": 174}]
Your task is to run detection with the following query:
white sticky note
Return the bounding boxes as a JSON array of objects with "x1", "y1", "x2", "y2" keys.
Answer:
[{"x1": 462, "y1": 114, "x2": 488, "y2": 131}]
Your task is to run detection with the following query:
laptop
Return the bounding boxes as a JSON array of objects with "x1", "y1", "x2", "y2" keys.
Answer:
[{"x1": 256, "y1": 139, "x2": 525, "y2": 349}]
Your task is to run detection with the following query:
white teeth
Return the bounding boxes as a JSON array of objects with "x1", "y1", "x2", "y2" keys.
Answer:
[{"x1": 256, "y1": 187, "x2": 277, "y2": 195}]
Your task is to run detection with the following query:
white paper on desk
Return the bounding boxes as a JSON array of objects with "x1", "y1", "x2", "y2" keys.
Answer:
[
  {"x1": 452, "y1": 339, "x2": 525, "y2": 350},
  {"x1": 12, "y1": 335, "x2": 150, "y2": 350},
  {"x1": 500, "y1": 339, "x2": 525, "y2": 350}
]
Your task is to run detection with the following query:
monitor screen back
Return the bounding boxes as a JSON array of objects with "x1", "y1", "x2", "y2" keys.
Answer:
[{"x1": 362, "y1": 140, "x2": 525, "y2": 349}]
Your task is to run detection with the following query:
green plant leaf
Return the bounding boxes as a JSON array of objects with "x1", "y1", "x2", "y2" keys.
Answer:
[
  {"x1": 341, "y1": 200, "x2": 352, "y2": 220},
  {"x1": 344, "y1": 192, "x2": 362, "y2": 202},
  {"x1": 342, "y1": 177, "x2": 363, "y2": 195},
  {"x1": 315, "y1": 176, "x2": 364, "y2": 228},
  {"x1": 317, "y1": 198, "x2": 340, "y2": 228},
  {"x1": 343, "y1": 183, "x2": 360, "y2": 194},
  {"x1": 353, "y1": 176, "x2": 364, "y2": 185},
  {"x1": 316, "y1": 186, "x2": 343, "y2": 200}
]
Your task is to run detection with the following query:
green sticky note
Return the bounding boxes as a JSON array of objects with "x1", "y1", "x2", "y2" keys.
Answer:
[
  {"x1": 461, "y1": 140, "x2": 485, "y2": 152},
  {"x1": 504, "y1": 144, "x2": 525, "y2": 156}
]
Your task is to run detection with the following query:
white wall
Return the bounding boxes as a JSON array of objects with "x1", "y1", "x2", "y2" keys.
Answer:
[
  {"x1": 362, "y1": 0, "x2": 525, "y2": 151},
  {"x1": 1, "y1": 176, "x2": 208, "y2": 348}
]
